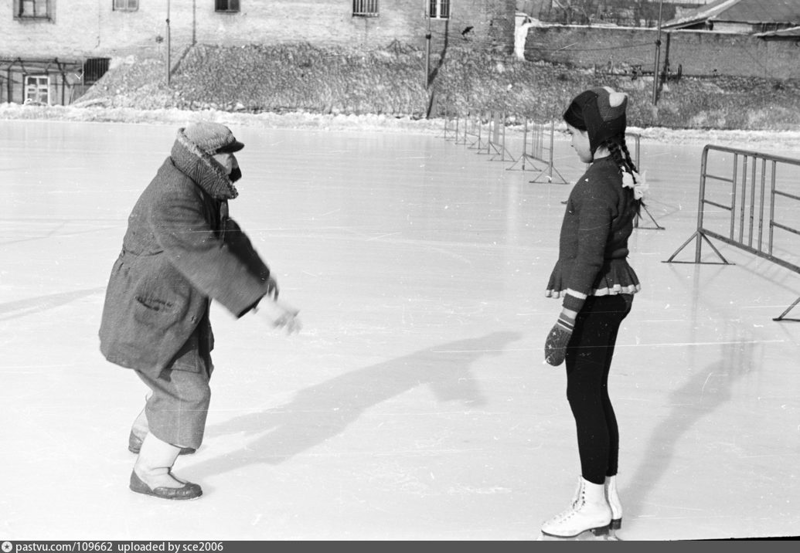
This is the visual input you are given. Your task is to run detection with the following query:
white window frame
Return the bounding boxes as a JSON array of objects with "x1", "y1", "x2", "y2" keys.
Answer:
[
  {"x1": 25, "y1": 75, "x2": 50, "y2": 105},
  {"x1": 215, "y1": 0, "x2": 240, "y2": 13},
  {"x1": 15, "y1": 0, "x2": 51, "y2": 20},
  {"x1": 353, "y1": 0, "x2": 379, "y2": 18},
  {"x1": 113, "y1": 0, "x2": 139, "y2": 11},
  {"x1": 428, "y1": 0, "x2": 450, "y2": 20}
]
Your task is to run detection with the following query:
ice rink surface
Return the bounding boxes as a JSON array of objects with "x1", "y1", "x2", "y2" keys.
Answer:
[{"x1": 1, "y1": 119, "x2": 799, "y2": 541}]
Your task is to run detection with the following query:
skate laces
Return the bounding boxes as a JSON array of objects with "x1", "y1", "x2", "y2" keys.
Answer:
[{"x1": 549, "y1": 494, "x2": 585, "y2": 523}]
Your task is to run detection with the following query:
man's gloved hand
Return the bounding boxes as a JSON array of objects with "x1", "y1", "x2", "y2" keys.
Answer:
[
  {"x1": 265, "y1": 275, "x2": 279, "y2": 300},
  {"x1": 255, "y1": 298, "x2": 302, "y2": 335},
  {"x1": 544, "y1": 311, "x2": 576, "y2": 366}
]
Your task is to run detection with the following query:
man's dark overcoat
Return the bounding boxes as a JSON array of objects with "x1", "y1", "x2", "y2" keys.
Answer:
[{"x1": 99, "y1": 128, "x2": 271, "y2": 371}]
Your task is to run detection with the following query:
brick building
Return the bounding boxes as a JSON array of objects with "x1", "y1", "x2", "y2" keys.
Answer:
[{"x1": 1, "y1": 0, "x2": 516, "y2": 105}]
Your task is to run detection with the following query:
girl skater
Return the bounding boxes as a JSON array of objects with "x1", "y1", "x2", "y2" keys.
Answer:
[{"x1": 541, "y1": 87, "x2": 644, "y2": 539}]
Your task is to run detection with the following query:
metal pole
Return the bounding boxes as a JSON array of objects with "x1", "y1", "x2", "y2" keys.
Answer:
[
  {"x1": 652, "y1": 0, "x2": 664, "y2": 105},
  {"x1": 166, "y1": 0, "x2": 171, "y2": 86},
  {"x1": 192, "y1": 0, "x2": 197, "y2": 45},
  {"x1": 425, "y1": 12, "x2": 431, "y2": 89}
]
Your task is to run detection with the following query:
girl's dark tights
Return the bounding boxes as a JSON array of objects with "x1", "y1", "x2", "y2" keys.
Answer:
[{"x1": 564, "y1": 294, "x2": 632, "y2": 485}]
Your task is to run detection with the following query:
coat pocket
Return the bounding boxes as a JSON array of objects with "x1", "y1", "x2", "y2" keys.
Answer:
[
  {"x1": 132, "y1": 292, "x2": 182, "y2": 331},
  {"x1": 135, "y1": 295, "x2": 176, "y2": 312}
]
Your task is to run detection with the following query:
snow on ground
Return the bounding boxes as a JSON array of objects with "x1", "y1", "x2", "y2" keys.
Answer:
[{"x1": 3, "y1": 102, "x2": 800, "y2": 153}]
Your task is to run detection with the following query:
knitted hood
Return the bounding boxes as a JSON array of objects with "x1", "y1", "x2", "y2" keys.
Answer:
[{"x1": 563, "y1": 87, "x2": 628, "y2": 156}]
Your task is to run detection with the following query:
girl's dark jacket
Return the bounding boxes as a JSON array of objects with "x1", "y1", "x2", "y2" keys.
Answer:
[
  {"x1": 545, "y1": 156, "x2": 640, "y2": 314},
  {"x1": 99, "y1": 129, "x2": 271, "y2": 371}
]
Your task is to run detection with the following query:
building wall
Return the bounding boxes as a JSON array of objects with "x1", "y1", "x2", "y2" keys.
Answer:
[
  {"x1": 524, "y1": 25, "x2": 800, "y2": 79},
  {"x1": 0, "y1": 1, "x2": 516, "y2": 61}
]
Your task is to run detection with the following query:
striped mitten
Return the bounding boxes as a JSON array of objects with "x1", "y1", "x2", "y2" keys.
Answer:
[{"x1": 544, "y1": 312, "x2": 575, "y2": 366}]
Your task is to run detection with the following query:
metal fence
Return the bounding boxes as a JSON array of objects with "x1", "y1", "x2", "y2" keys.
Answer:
[{"x1": 665, "y1": 145, "x2": 800, "y2": 321}]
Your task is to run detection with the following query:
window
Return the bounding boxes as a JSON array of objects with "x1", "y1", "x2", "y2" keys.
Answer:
[
  {"x1": 113, "y1": 0, "x2": 138, "y2": 11},
  {"x1": 15, "y1": 0, "x2": 51, "y2": 19},
  {"x1": 83, "y1": 58, "x2": 110, "y2": 84},
  {"x1": 215, "y1": 0, "x2": 240, "y2": 12},
  {"x1": 428, "y1": 0, "x2": 450, "y2": 20},
  {"x1": 353, "y1": 0, "x2": 378, "y2": 17},
  {"x1": 25, "y1": 75, "x2": 49, "y2": 104}
]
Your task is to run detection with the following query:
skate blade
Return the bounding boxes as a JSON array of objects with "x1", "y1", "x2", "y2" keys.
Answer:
[
  {"x1": 539, "y1": 533, "x2": 618, "y2": 541},
  {"x1": 539, "y1": 525, "x2": 614, "y2": 541}
]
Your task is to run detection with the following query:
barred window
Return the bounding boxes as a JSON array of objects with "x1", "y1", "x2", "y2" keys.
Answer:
[
  {"x1": 215, "y1": 0, "x2": 240, "y2": 12},
  {"x1": 15, "y1": 0, "x2": 51, "y2": 19},
  {"x1": 113, "y1": 0, "x2": 139, "y2": 11},
  {"x1": 428, "y1": 0, "x2": 450, "y2": 20},
  {"x1": 353, "y1": 0, "x2": 378, "y2": 17},
  {"x1": 83, "y1": 58, "x2": 110, "y2": 84}
]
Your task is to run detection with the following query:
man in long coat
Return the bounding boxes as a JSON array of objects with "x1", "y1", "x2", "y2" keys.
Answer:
[{"x1": 99, "y1": 121, "x2": 300, "y2": 500}]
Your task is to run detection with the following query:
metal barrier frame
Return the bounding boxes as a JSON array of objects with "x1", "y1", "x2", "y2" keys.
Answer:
[
  {"x1": 529, "y1": 120, "x2": 568, "y2": 184},
  {"x1": 478, "y1": 110, "x2": 516, "y2": 163},
  {"x1": 505, "y1": 119, "x2": 567, "y2": 184},
  {"x1": 453, "y1": 112, "x2": 482, "y2": 148},
  {"x1": 664, "y1": 144, "x2": 800, "y2": 321},
  {"x1": 467, "y1": 112, "x2": 488, "y2": 151},
  {"x1": 505, "y1": 118, "x2": 543, "y2": 172}
]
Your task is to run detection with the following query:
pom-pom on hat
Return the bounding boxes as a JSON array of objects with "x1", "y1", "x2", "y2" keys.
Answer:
[
  {"x1": 563, "y1": 86, "x2": 627, "y2": 155},
  {"x1": 183, "y1": 122, "x2": 244, "y2": 155}
]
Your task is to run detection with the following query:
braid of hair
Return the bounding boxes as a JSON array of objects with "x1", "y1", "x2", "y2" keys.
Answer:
[
  {"x1": 605, "y1": 138, "x2": 644, "y2": 216},
  {"x1": 606, "y1": 140, "x2": 627, "y2": 172},
  {"x1": 619, "y1": 140, "x2": 639, "y2": 175}
]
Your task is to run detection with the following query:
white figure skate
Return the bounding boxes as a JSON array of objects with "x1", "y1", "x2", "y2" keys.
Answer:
[{"x1": 539, "y1": 477, "x2": 614, "y2": 540}]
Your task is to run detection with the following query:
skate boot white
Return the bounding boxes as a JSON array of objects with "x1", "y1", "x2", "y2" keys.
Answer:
[
  {"x1": 605, "y1": 475, "x2": 623, "y2": 539},
  {"x1": 540, "y1": 477, "x2": 612, "y2": 540}
]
